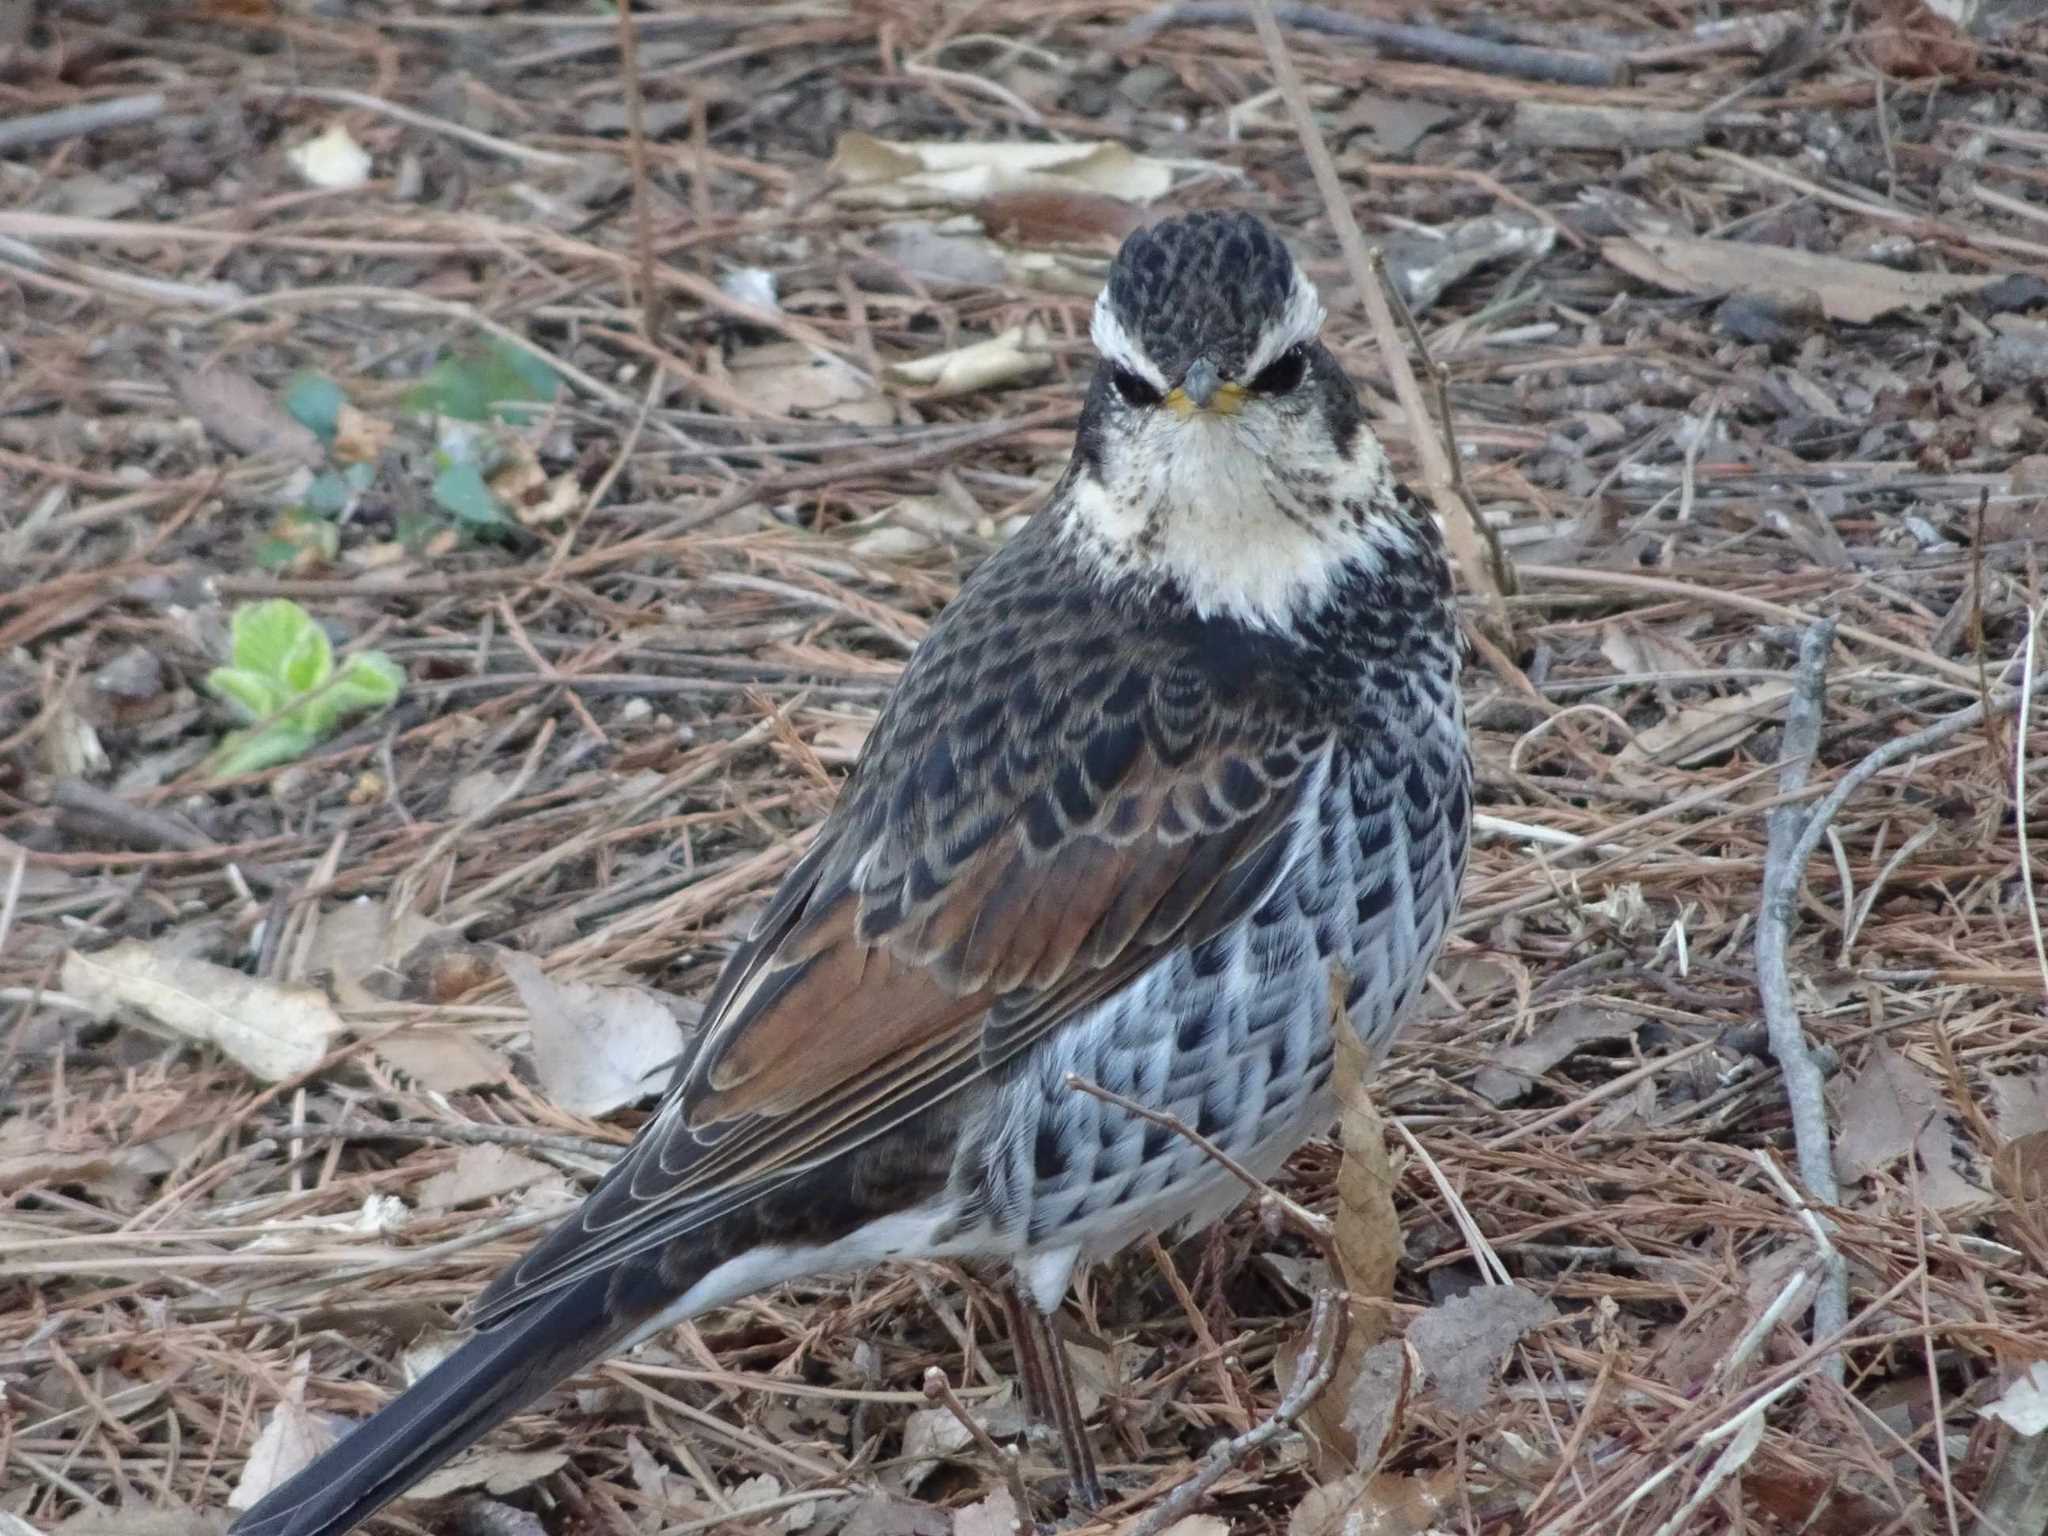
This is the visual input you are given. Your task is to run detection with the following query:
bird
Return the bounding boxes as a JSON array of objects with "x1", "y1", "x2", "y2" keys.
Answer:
[{"x1": 228, "y1": 208, "x2": 1471, "y2": 1536}]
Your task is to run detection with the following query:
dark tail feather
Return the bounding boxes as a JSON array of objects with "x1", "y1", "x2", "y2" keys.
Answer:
[{"x1": 229, "y1": 1269, "x2": 626, "y2": 1536}]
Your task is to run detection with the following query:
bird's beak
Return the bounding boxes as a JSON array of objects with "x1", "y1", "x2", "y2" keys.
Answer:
[{"x1": 1164, "y1": 358, "x2": 1246, "y2": 419}]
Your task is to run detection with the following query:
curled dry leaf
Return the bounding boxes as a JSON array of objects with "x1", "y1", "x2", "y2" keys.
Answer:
[
  {"x1": 62, "y1": 939, "x2": 338, "y2": 1083},
  {"x1": 1303, "y1": 1012, "x2": 1404, "y2": 1472},
  {"x1": 1614, "y1": 678, "x2": 1793, "y2": 770},
  {"x1": 1602, "y1": 233, "x2": 2000, "y2": 325},
  {"x1": 170, "y1": 366, "x2": 326, "y2": 467},
  {"x1": 416, "y1": 1144, "x2": 555, "y2": 1209},
  {"x1": 498, "y1": 949, "x2": 689, "y2": 1118},
  {"x1": 403, "y1": 1448, "x2": 568, "y2": 1501},
  {"x1": 884, "y1": 323, "x2": 1051, "y2": 399},
  {"x1": 1290, "y1": 1465, "x2": 1458, "y2": 1536},
  {"x1": 1982, "y1": 1361, "x2": 2048, "y2": 1437},
  {"x1": 1832, "y1": 1045, "x2": 1938, "y2": 1183},
  {"x1": 1407, "y1": 1282, "x2": 1555, "y2": 1414},
  {"x1": 832, "y1": 132, "x2": 1175, "y2": 208},
  {"x1": 229, "y1": 1357, "x2": 338, "y2": 1511},
  {"x1": 1472, "y1": 1006, "x2": 1638, "y2": 1107}
]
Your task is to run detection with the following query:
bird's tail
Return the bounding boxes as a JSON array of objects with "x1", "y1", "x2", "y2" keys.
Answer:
[{"x1": 229, "y1": 1268, "x2": 628, "y2": 1536}]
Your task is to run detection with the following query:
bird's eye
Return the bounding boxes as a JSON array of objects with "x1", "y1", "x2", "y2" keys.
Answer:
[
  {"x1": 1112, "y1": 368, "x2": 1163, "y2": 408},
  {"x1": 1249, "y1": 345, "x2": 1309, "y2": 395}
]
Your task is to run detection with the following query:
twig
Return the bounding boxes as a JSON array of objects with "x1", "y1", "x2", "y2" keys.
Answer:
[
  {"x1": 1125, "y1": 1289, "x2": 1344, "y2": 1536},
  {"x1": 614, "y1": 2, "x2": 665, "y2": 344},
  {"x1": 1243, "y1": 0, "x2": 1512, "y2": 639},
  {"x1": 1755, "y1": 618, "x2": 1847, "y2": 1379},
  {"x1": 274, "y1": 1119, "x2": 624, "y2": 1159},
  {"x1": 242, "y1": 85, "x2": 578, "y2": 167},
  {"x1": 1116, "y1": 3, "x2": 1625, "y2": 85},
  {"x1": 0, "y1": 93, "x2": 166, "y2": 153},
  {"x1": 921, "y1": 1367, "x2": 1033, "y2": 1527}
]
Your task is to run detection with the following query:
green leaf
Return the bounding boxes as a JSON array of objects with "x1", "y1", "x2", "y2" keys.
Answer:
[
  {"x1": 331, "y1": 653, "x2": 405, "y2": 712},
  {"x1": 211, "y1": 724, "x2": 323, "y2": 778},
  {"x1": 205, "y1": 666, "x2": 286, "y2": 724},
  {"x1": 405, "y1": 337, "x2": 559, "y2": 423},
  {"x1": 280, "y1": 617, "x2": 333, "y2": 695},
  {"x1": 431, "y1": 461, "x2": 511, "y2": 531},
  {"x1": 230, "y1": 600, "x2": 317, "y2": 679},
  {"x1": 283, "y1": 373, "x2": 346, "y2": 444},
  {"x1": 303, "y1": 469, "x2": 354, "y2": 516}
]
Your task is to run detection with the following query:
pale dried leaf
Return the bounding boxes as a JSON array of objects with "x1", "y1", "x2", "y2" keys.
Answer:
[
  {"x1": 1615, "y1": 679, "x2": 1793, "y2": 769},
  {"x1": 1983, "y1": 1362, "x2": 2048, "y2": 1436},
  {"x1": 1833, "y1": 1046, "x2": 1938, "y2": 1182},
  {"x1": 63, "y1": 940, "x2": 338, "y2": 1082},
  {"x1": 1153, "y1": 1520, "x2": 1228, "y2": 1536},
  {"x1": 499, "y1": 950, "x2": 688, "y2": 1117},
  {"x1": 1474, "y1": 1007, "x2": 1639, "y2": 1106},
  {"x1": 1599, "y1": 619, "x2": 1708, "y2": 680},
  {"x1": 229, "y1": 1358, "x2": 338, "y2": 1511},
  {"x1": 404, "y1": 1448, "x2": 568, "y2": 1501},
  {"x1": 884, "y1": 323, "x2": 1052, "y2": 398},
  {"x1": 898, "y1": 1405, "x2": 973, "y2": 1490},
  {"x1": 1407, "y1": 1283, "x2": 1555, "y2": 1414},
  {"x1": 287, "y1": 121, "x2": 372, "y2": 190},
  {"x1": 1914, "y1": 1115, "x2": 1989, "y2": 1211},
  {"x1": 171, "y1": 367, "x2": 325, "y2": 466},
  {"x1": 305, "y1": 896, "x2": 448, "y2": 1011},
  {"x1": 1291, "y1": 1466, "x2": 1458, "y2": 1536},
  {"x1": 373, "y1": 1028, "x2": 507, "y2": 1093},
  {"x1": 1602, "y1": 233, "x2": 1999, "y2": 324},
  {"x1": 832, "y1": 133, "x2": 1174, "y2": 208},
  {"x1": 952, "y1": 1490, "x2": 1024, "y2": 1536},
  {"x1": 417, "y1": 1144, "x2": 554, "y2": 1209},
  {"x1": 724, "y1": 342, "x2": 890, "y2": 425},
  {"x1": 1991, "y1": 1067, "x2": 2048, "y2": 1141}
]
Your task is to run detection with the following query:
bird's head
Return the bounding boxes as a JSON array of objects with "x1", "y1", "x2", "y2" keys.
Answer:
[{"x1": 1061, "y1": 210, "x2": 1416, "y2": 632}]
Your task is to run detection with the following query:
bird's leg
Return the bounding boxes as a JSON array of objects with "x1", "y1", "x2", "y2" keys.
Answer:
[
  {"x1": 1035, "y1": 1307, "x2": 1104, "y2": 1512},
  {"x1": 1000, "y1": 1282, "x2": 1053, "y2": 1424}
]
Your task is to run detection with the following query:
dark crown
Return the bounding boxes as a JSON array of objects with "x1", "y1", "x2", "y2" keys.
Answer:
[{"x1": 1102, "y1": 211, "x2": 1301, "y2": 381}]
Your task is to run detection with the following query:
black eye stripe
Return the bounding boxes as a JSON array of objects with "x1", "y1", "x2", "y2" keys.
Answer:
[
  {"x1": 1112, "y1": 367, "x2": 1164, "y2": 408},
  {"x1": 1249, "y1": 345, "x2": 1308, "y2": 395}
]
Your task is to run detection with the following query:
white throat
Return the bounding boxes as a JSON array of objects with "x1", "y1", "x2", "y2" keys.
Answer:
[{"x1": 1060, "y1": 411, "x2": 1398, "y2": 632}]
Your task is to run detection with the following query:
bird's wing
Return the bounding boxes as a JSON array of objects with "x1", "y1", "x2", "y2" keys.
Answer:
[{"x1": 472, "y1": 561, "x2": 1327, "y2": 1325}]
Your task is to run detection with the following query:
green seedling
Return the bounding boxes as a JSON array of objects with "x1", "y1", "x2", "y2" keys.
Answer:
[{"x1": 204, "y1": 599, "x2": 404, "y2": 776}]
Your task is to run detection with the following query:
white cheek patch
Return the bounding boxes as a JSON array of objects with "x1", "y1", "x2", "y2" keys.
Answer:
[{"x1": 1090, "y1": 294, "x2": 1168, "y2": 390}]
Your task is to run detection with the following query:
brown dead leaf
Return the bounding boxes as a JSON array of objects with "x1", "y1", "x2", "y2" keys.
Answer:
[
  {"x1": 1305, "y1": 1012, "x2": 1404, "y2": 1471},
  {"x1": 305, "y1": 896, "x2": 448, "y2": 1011},
  {"x1": 1407, "y1": 1283, "x2": 1555, "y2": 1414},
  {"x1": 721, "y1": 342, "x2": 891, "y2": 425},
  {"x1": 1616, "y1": 679, "x2": 1793, "y2": 769},
  {"x1": 416, "y1": 1144, "x2": 554, "y2": 1209},
  {"x1": 499, "y1": 950, "x2": 689, "y2": 1118},
  {"x1": 1833, "y1": 1045, "x2": 1939, "y2": 1182},
  {"x1": 404, "y1": 1448, "x2": 568, "y2": 1501},
  {"x1": 1603, "y1": 233, "x2": 1998, "y2": 325},
  {"x1": 1599, "y1": 619, "x2": 1708, "y2": 680},
  {"x1": 170, "y1": 366, "x2": 325, "y2": 467},
  {"x1": 976, "y1": 188, "x2": 1141, "y2": 247},
  {"x1": 63, "y1": 940, "x2": 338, "y2": 1082},
  {"x1": 951, "y1": 1491, "x2": 1025, "y2": 1536},
  {"x1": 1291, "y1": 1466, "x2": 1458, "y2": 1536},
  {"x1": 1473, "y1": 1007, "x2": 1638, "y2": 1106},
  {"x1": 1991, "y1": 1068, "x2": 2048, "y2": 1141},
  {"x1": 330, "y1": 402, "x2": 393, "y2": 465}
]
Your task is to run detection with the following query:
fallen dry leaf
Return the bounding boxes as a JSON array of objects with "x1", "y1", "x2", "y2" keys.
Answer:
[
  {"x1": 832, "y1": 133, "x2": 1175, "y2": 208},
  {"x1": 884, "y1": 323, "x2": 1051, "y2": 398},
  {"x1": 63, "y1": 940, "x2": 338, "y2": 1082},
  {"x1": 951, "y1": 1491, "x2": 1025, "y2": 1536},
  {"x1": 721, "y1": 341, "x2": 891, "y2": 425},
  {"x1": 499, "y1": 950, "x2": 688, "y2": 1117},
  {"x1": 404, "y1": 1448, "x2": 568, "y2": 1501},
  {"x1": 1291, "y1": 1465, "x2": 1457, "y2": 1536},
  {"x1": 417, "y1": 1144, "x2": 554, "y2": 1209},
  {"x1": 1833, "y1": 1045, "x2": 1938, "y2": 1182},
  {"x1": 229, "y1": 1358, "x2": 338, "y2": 1511},
  {"x1": 1615, "y1": 679, "x2": 1793, "y2": 769},
  {"x1": 1407, "y1": 1283, "x2": 1555, "y2": 1414},
  {"x1": 170, "y1": 366, "x2": 325, "y2": 467},
  {"x1": 898, "y1": 1403, "x2": 974, "y2": 1491},
  {"x1": 1982, "y1": 1361, "x2": 2048, "y2": 1437},
  {"x1": 305, "y1": 895, "x2": 449, "y2": 1011},
  {"x1": 287, "y1": 121, "x2": 372, "y2": 190},
  {"x1": 1991, "y1": 1067, "x2": 2048, "y2": 1141},
  {"x1": 1603, "y1": 232, "x2": 1999, "y2": 325},
  {"x1": 1473, "y1": 1007, "x2": 1639, "y2": 1106}
]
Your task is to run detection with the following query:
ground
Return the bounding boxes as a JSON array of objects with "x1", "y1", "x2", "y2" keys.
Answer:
[{"x1": 6, "y1": 2, "x2": 2048, "y2": 1534}]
